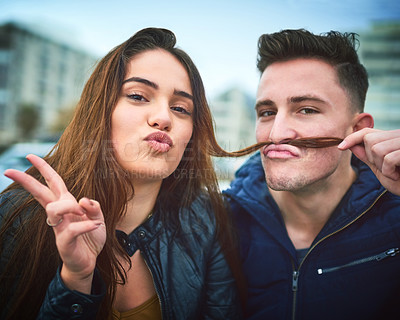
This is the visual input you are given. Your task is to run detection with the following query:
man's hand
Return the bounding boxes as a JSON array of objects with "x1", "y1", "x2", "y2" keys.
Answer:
[{"x1": 339, "y1": 128, "x2": 400, "y2": 196}]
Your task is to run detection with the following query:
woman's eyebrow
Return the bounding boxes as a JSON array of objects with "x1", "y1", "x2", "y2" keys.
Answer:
[
  {"x1": 122, "y1": 77, "x2": 192, "y2": 100},
  {"x1": 174, "y1": 90, "x2": 193, "y2": 101},
  {"x1": 122, "y1": 76, "x2": 158, "y2": 89}
]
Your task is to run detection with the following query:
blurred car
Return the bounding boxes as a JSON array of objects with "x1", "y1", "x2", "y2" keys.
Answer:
[{"x1": 0, "y1": 142, "x2": 55, "y2": 192}]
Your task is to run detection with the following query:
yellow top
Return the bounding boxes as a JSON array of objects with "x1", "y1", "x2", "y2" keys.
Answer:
[{"x1": 112, "y1": 294, "x2": 162, "y2": 320}]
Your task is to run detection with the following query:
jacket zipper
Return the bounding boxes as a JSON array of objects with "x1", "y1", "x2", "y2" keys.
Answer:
[
  {"x1": 291, "y1": 270, "x2": 299, "y2": 320},
  {"x1": 317, "y1": 247, "x2": 399, "y2": 274},
  {"x1": 143, "y1": 255, "x2": 165, "y2": 319},
  {"x1": 290, "y1": 189, "x2": 387, "y2": 320}
]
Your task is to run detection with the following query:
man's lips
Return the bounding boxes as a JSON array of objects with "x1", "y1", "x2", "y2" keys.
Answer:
[
  {"x1": 262, "y1": 144, "x2": 300, "y2": 158},
  {"x1": 144, "y1": 132, "x2": 173, "y2": 153}
]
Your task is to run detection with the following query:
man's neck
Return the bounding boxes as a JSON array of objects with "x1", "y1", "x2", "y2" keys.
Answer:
[{"x1": 270, "y1": 166, "x2": 357, "y2": 249}]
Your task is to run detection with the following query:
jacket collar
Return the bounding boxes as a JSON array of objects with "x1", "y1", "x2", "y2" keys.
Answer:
[
  {"x1": 317, "y1": 156, "x2": 386, "y2": 239},
  {"x1": 116, "y1": 208, "x2": 163, "y2": 256}
]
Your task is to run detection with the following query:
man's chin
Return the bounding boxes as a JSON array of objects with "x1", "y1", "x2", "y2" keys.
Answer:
[{"x1": 265, "y1": 173, "x2": 309, "y2": 192}]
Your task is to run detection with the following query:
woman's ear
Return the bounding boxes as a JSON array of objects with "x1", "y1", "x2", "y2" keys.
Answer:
[{"x1": 352, "y1": 112, "x2": 374, "y2": 132}]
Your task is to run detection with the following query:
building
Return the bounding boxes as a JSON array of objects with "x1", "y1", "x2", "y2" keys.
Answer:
[
  {"x1": 210, "y1": 87, "x2": 256, "y2": 182},
  {"x1": 359, "y1": 21, "x2": 400, "y2": 130},
  {"x1": 0, "y1": 21, "x2": 98, "y2": 145},
  {"x1": 211, "y1": 87, "x2": 256, "y2": 152}
]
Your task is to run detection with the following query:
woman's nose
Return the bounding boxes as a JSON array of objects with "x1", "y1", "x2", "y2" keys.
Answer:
[{"x1": 148, "y1": 104, "x2": 172, "y2": 131}]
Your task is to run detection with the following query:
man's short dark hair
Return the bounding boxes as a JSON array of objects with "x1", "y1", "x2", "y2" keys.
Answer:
[{"x1": 257, "y1": 29, "x2": 369, "y2": 112}]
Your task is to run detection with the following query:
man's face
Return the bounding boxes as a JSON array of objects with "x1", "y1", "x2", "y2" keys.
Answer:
[{"x1": 255, "y1": 58, "x2": 356, "y2": 192}]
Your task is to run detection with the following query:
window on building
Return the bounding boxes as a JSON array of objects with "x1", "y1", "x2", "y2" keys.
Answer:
[
  {"x1": 0, "y1": 103, "x2": 5, "y2": 128},
  {"x1": 58, "y1": 85, "x2": 64, "y2": 105},
  {"x1": 0, "y1": 64, "x2": 7, "y2": 88},
  {"x1": 59, "y1": 61, "x2": 66, "y2": 81},
  {"x1": 39, "y1": 45, "x2": 49, "y2": 78},
  {"x1": 38, "y1": 79, "x2": 46, "y2": 98}
]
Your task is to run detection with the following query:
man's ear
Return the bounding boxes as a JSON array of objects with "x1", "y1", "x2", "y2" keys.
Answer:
[{"x1": 352, "y1": 112, "x2": 374, "y2": 132}]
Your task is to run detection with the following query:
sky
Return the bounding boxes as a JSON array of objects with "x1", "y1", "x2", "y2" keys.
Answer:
[{"x1": 0, "y1": 0, "x2": 399, "y2": 99}]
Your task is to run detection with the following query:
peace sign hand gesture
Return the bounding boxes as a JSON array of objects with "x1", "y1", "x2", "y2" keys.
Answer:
[{"x1": 4, "y1": 154, "x2": 106, "y2": 294}]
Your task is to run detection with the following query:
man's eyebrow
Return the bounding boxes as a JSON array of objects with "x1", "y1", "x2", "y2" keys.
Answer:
[
  {"x1": 174, "y1": 89, "x2": 193, "y2": 101},
  {"x1": 255, "y1": 99, "x2": 274, "y2": 110},
  {"x1": 290, "y1": 95, "x2": 326, "y2": 104},
  {"x1": 122, "y1": 77, "x2": 158, "y2": 89}
]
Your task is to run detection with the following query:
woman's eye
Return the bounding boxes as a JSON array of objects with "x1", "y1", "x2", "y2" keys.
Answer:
[
  {"x1": 127, "y1": 93, "x2": 148, "y2": 102},
  {"x1": 171, "y1": 106, "x2": 192, "y2": 116}
]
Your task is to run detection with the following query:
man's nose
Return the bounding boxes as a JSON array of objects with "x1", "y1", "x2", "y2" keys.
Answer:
[{"x1": 268, "y1": 112, "x2": 297, "y2": 144}]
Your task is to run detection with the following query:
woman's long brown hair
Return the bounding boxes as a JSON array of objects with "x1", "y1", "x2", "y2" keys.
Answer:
[
  {"x1": 0, "y1": 28, "x2": 245, "y2": 319},
  {"x1": 211, "y1": 137, "x2": 344, "y2": 157}
]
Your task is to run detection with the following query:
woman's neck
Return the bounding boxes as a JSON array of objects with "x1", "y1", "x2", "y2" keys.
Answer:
[{"x1": 117, "y1": 180, "x2": 162, "y2": 234}]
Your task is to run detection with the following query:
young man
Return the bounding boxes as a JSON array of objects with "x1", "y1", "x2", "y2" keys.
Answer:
[{"x1": 224, "y1": 29, "x2": 400, "y2": 319}]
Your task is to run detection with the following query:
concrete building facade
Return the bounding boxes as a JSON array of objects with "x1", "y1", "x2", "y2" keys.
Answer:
[
  {"x1": 360, "y1": 21, "x2": 400, "y2": 130},
  {"x1": 210, "y1": 87, "x2": 256, "y2": 182},
  {"x1": 0, "y1": 22, "x2": 98, "y2": 145}
]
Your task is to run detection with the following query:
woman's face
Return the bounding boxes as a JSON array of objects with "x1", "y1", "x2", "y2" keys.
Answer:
[{"x1": 111, "y1": 49, "x2": 194, "y2": 182}]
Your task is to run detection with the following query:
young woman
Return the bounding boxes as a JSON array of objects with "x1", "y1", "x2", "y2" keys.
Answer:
[{"x1": 0, "y1": 28, "x2": 243, "y2": 320}]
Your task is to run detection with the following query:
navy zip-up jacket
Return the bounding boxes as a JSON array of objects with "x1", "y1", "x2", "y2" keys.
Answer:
[{"x1": 224, "y1": 153, "x2": 400, "y2": 320}]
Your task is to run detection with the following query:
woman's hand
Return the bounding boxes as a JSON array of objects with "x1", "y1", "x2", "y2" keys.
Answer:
[
  {"x1": 339, "y1": 128, "x2": 400, "y2": 196},
  {"x1": 4, "y1": 154, "x2": 106, "y2": 294}
]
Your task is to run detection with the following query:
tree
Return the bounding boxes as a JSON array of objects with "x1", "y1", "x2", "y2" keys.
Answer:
[
  {"x1": 51, "y1": 104, "x2": 76, "y2": 135},
  {"x1": 16, "y1": 103, "x2": 40, "y2": 141}
]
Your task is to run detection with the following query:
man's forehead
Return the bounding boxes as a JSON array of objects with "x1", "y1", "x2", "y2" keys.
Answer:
[{"x1": 256, "y1": 59, "x2": 341, "y2": 100}]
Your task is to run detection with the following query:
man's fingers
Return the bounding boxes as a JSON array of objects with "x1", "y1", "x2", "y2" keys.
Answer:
[
  {"x1": 26, "y1": 154, "x2": 69, "y2": 197},
  {"x1": 338, "y1": 128, "x2": 375, "y2": 150},
  {"x1": 367, "y1": 137, "x2": 400, "y2": 173},
  {"x1": 363, "y1": 129, "x2": 400, "y2": 147},
  {"x1": 381, "y1": 150, "x2": 400, "y2": 180},
  {"x1": 340, "y1": 129, "x2": 400, "y2": 151},
  {"x1": 4, "y1": 169, "x2": 54, "y2": 207},
  {"x1": 340, "y1": 129, "x2": 400, "y2": 178}
]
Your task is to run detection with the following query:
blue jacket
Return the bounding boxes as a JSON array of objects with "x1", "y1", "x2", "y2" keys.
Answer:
[
  {"x1": 0, "y1": 190, "x2": 242, "y2": 320},
  {"x1": 224, "y1": 153, "x2": 400, "y2": 320}
]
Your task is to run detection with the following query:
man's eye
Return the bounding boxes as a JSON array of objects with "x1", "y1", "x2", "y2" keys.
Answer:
[
  {"x1": 258, "y1": 110, "x2": 276, "y2": 117},
  {"x1": 127, "y1": 93, "x2": 147, "y2": 102},
  {"x1": 299, "y1": 108, "x2": 318, "y2": 114}
]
